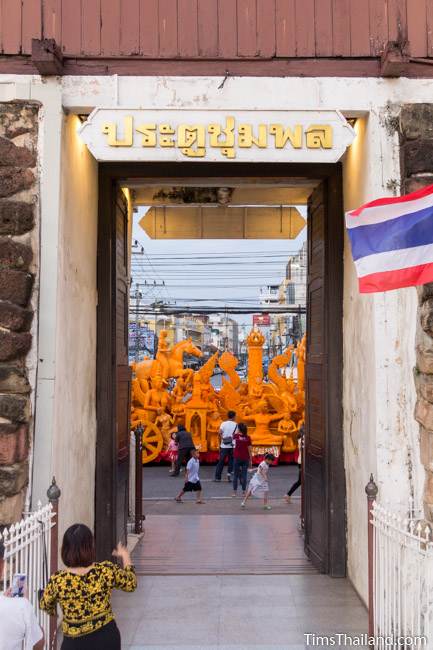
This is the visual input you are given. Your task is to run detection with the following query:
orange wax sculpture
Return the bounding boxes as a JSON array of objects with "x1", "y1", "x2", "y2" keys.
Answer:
[{"x1": 130, "y1": 329, "x2": 306, "y2": 464}]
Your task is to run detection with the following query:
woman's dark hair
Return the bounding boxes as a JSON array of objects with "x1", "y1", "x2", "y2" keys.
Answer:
[
  {"x1": 238, "y1": 422, "x2": 248, "y2": 435},
  {"x1": 265, "y1": 453, "x2": 275, "y2": 462},
  {"x1": 228, "y1": 410, "x2": 236, "y2": 419},
  {"x1": 61, "y1": 524, "x2": 96, "y2": 568}
]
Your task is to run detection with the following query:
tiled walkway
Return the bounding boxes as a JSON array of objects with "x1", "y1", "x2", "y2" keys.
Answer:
[
  {"x1": 113, "y1": 574, "x2": 368, "y2": 649},
  {"x1": 132, "y1": 514, "x2": 313, "y2": 574},
  {"x1": 112, "y1": 511, "x2": 368, "y2": 648}
]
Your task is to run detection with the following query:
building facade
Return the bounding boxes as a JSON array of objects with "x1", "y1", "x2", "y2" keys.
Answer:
[
  {"x1": 208, "y1": 315, "x2": 239, "y2": 356},
  {"x1": 0, "y1": 0, "x2": 433, "y2": 604}
]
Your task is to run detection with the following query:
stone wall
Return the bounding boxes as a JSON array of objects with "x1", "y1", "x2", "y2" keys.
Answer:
[
  {"x1": 0, "y1": 102, "x2": 39, "y2": 526},
  {"x1": 400, "y1": 104, "x2": 433, "y2": 520}
]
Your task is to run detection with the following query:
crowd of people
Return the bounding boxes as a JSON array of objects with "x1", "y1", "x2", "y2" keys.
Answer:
[{"x1": 170, "y1": 409, "x2": 303, "y2": 510}]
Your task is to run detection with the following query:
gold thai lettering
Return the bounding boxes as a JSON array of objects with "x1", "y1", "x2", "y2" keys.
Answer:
[
  {"x1": 305, "y1": 124, "x2": 333, "y2": 149},
  {"x1": 178, "y1": 124, "x2": 206, "y2": 157},
  {"x1": 159, "y1": 124, "x2": 175, "y2": 147},
  {"x1": 208, "y1": 117, "x2": 235, "y2": 159},
  {"x1": 269, "y1": 124, "x2": 302, "y2": 149},
  {"x1": 100, "y1": 117, "x2": 335, "y2": 156},
  {"x1": 238, "y1": 124, "x2": 267, "y2": 148},
  {"x1": 101, "y1": 116, "x2": 133, "y2": 147},
  {"x1": 135, "y1": 123, "x2": 157, "y2": 147}
]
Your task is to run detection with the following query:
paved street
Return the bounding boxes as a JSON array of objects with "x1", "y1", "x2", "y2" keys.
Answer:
[
  {"x1": 110, "y1": 466, "x2": 369, "y2": 649},
  {"x1": 143, "y1": 464, "x2": 301, "y2": 515}
]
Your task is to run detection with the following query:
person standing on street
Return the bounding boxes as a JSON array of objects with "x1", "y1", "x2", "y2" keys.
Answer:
[
  {"x1": 286, "y1": 423, "x2": 304, "y2": 503},
  {"x1": 0, "y1": 541, "x2": 44, "y2": 650},
  {"x1": 171, "y1": 424, "x2": 195, "y2": 476},
  {"x1": 232, "y1": 422, "x2": 252, "y2": 497},
  {"x1": 214, "y1": 410, "x2": 237, "y2": 482},
  {"x1": 241, "y1": 453, "x2": 275, "y2": 510},
  {"x1": 175, "y1": 448, "x2": 204, "y2": 504}
]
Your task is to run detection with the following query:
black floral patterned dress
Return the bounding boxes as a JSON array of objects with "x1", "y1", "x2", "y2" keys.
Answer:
[{"x1": 40, "y1": 561, "x2": 137, "y2": 649}]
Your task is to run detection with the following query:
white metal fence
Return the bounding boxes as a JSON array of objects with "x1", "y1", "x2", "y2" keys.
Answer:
[
  {"x1": 0, "y1": 502, "x2": 56, "y2": 640},
  {"x1": 372, "y1": 501, "x2": 433, "y2": 646}
]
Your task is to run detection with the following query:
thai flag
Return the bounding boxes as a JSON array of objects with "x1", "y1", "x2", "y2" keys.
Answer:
[{"x1": 345, "y1": 184, "x2": 433, "y2": 293}]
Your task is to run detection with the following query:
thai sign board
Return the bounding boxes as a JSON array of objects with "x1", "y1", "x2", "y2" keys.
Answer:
[
  {"x1": 253, "y1": 314, "x2": 271, "y2": 326},
  {"x1": 79, "y1": 109, "x2": 355, "y2": 163}
]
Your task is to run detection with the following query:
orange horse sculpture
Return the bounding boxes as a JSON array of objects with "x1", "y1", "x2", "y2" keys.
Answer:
[{"x1": 132, "y1": 338, "x2": 203, "y2": 382}]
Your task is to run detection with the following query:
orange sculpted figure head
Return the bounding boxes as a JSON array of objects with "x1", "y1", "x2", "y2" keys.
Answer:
[{"x1": 151, "y1": 375, "x2": 164, "y2": 391}]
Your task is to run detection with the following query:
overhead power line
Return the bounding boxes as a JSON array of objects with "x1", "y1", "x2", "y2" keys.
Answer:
[{"x1": 131, "y1": 306, "x2": 306, "y2": 315}]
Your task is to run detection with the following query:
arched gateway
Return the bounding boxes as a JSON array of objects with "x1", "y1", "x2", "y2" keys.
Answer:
[{"x1": 95, "y1": 153, "x2": 346, "y2": 576}]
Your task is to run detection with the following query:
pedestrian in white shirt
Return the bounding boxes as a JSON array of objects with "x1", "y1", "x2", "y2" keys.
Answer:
[
  {"x1": 214, "y1": 410, "x2": 237, "y2": 482},
  {"x1": 0, "y1": 541, "x2": 44, "y2": 650},
  {"x1": 175, "y1": 449, "x2": 204, "y2": 504}
]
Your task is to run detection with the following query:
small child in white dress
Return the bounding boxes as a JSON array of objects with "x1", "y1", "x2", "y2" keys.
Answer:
[{"x1": 241, "y1": 453, "x2": 275, "y2": 510}]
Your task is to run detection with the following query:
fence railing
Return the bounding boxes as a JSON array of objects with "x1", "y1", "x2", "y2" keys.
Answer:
[
  {"x1": 0, "y1": 478, "x2": 61, "y2": 649},
  {"x1": 368, "y1": 476, "x2": 433, "y2": 646}
]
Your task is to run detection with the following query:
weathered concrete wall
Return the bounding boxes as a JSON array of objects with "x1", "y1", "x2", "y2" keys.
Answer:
[
  {"x1": 343, "y1": 111, "x2": 423, "y2": 604},
  {"x1": 0, "y1": 102, "x2": 39, "y2": 525},
  {"x1": 400, "y1": 104, "x2": 433, "y2": 523},
  {"x1": 52, "y1": 114, "x2": 98, "y2": 536}
]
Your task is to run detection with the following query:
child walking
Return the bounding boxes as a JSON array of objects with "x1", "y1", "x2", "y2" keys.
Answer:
[
  {"x1": 241, "y1": 453, "x2": 275, "y2": 510},
  {"x1": 175, "y1": 448, "x2": 204, "y2": 504},
  {"x1": 167, "y1": 431, "x2": 179, "y2": 474}
]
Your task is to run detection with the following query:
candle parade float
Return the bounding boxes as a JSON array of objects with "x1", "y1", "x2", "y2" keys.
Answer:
[{"x1": 130, "y1": 328, "x2": 305, "y2": 464}]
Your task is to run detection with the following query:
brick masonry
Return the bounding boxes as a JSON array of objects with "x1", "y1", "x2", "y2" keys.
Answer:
[
  {"x1": 0, "y1": 102, "x2": 38, "y2": 526},
  {"x1": 400, "y1": 104, "x2": 433, "y2": 520}
]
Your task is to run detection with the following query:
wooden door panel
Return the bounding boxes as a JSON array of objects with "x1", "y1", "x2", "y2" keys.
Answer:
[
  {"x1": 308, "y1": 279, "x2": 324, "y2": 359},
  {"x1": 115, "y1": 190, "x2": 130, "y2": 544},
  {"x1": 304, "y1": 171, "x2": 345, "y2": 577},
  {"x1": 305, "y1": 183, "x2": 328, "y2": 572},
  {"x1": 95, "y1": 181, "x2": 131, "y2": 558},
  {"x1": 305, "y1": 454, "x2": 326, "y2": 569},
  {"x1": 306, "y1": 364, "x2": 326, "y2": 456},
  {"x1": 117, "y1": 365, "x2": 131, "y2": 461}
]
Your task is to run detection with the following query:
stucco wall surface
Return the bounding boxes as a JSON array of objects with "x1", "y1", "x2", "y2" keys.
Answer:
[
  {"x1": 0, "y1": 73, "x2": 431, "y2": 598},
  {"x1": 343, "y1": 113, "x2": 423, "y2": 603},
  {"x1": 52, "y1": 115, "x2": 98, "y2": 537}
]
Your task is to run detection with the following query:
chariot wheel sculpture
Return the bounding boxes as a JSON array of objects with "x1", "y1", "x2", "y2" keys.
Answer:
[{"x1": 141, "y1": 422, "x2": 164, "y2": 464}]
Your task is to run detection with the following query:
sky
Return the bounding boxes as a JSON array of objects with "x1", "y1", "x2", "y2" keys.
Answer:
[{"x1": 131, "y1": 205, "x2": 307, "y2": 327}]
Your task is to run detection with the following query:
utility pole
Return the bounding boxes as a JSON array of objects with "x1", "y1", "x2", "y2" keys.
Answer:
[{"x1": 134, "y1": 284, "x2": 142, "y2": 363}]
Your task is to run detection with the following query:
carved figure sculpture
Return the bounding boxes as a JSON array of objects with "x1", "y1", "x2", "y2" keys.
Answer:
[
  {"x1": 219, "y1": 351, "x2": 241, "y2": 388},
  {"x1": 242, "y1": 399, "x2": 285, "y2": 446},
  {"x1": 184, "y1": 372, "x2": 208, "y2": 451},
  {"x1": 154, "y1": 408, "x2": 176, "y2": 448},
  {"x1": 134, "y1": 338, "x2": 203, "y2": 382},
  {"x1": 207, "y1": 410, "x2": 222, "y2": 451},
  {"x1": 246, "y1": 328, "x2": 265, "y2": 395},
  {"x1": 144, "y1": 375, "x2": 170, "y2": 421},
  {"x1": 155, "y1": 329, "x2": 171, "y2": 379},
  {"x1": 295, "y1": 335, "x2": 306, "y2": 393},
  {"x1": 278, "y1": 413, "x2": 299, "y2": 453}
]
